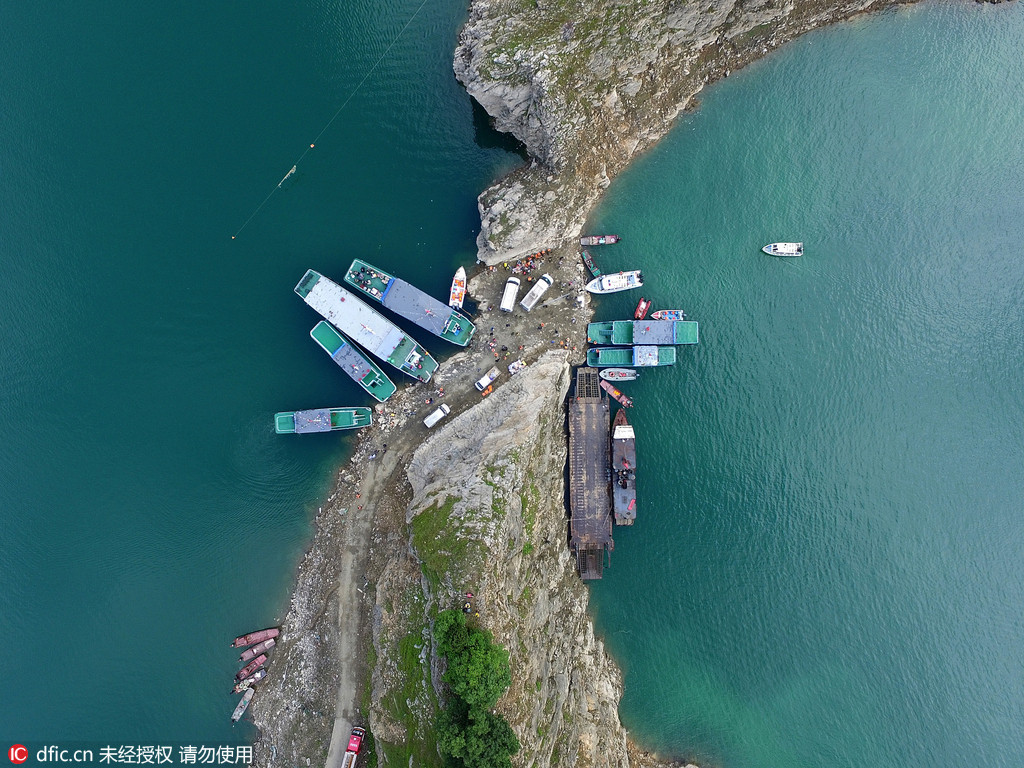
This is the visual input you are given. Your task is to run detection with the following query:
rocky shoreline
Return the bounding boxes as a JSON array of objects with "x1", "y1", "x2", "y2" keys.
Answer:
[{"x1": 247, "y1": 0, "x2": 951, "y2": 766}]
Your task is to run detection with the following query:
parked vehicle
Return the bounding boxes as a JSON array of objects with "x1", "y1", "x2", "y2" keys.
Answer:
[
  {"x1": 499, "y1": 277, "x2": 521, "y2": 312},
  {"x1": 423, "y1": 403, "x2": 450, "y2": 428}
]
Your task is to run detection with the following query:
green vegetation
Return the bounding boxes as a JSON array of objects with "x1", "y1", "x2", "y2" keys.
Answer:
[
  {"x1": 434, "y1": 610, "x2": 520, "y2": 768},
  {"x1": 411, "y1": 496, "x2": 479, "y2": 592}
]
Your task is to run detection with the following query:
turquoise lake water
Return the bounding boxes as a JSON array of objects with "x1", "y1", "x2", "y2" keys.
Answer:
[
  {"x1": 586, "y1": 3, "x2": 1024, "y2": 767},
  {"x1": 2, "y1": 1, "x2": 1023, "y2": 766}
]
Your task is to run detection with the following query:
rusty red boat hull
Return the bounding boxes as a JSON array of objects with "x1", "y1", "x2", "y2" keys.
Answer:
[
  {"x1": 231, "y1": 627, "x2": 280, "y2": 648},
  {"x1": 239, "y1": 638, "x2": 276, "y2": 662},
  {"x1": 634, "y1": 297, "x2": 651, "y2": 319},
  {"x1": 235, "y1": 654, "x2": 268, "y2": 681}
]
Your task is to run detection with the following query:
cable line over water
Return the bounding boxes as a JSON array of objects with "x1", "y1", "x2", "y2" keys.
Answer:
[{"x1": 231, "y1": 0, "x2": 431, "y2": 240}]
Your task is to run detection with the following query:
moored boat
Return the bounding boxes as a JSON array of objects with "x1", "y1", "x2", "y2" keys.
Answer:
[
  {"x1": 580, "y1": 234, "x2": 620, "y2": 246},
  {"x1": 586, "y1": 345, "x2": 676, "y2": 367},
  {"x1": 599, "y1": 368, "x2": 639, "y2": 382},
  {"x1": 634, "y1": 297, "x2": 651, "y2": 319},
  {"x1": 231, "y1": 688, "x2": 255, "y2": 723},
  {"x1": 650, "y1": 309, "x2": 686, "y2": 321},
  {"x1": 310, "y1": 321, "x2": 397, "y2": 402},
  {"x1": 762, "y1": 242, "x2": 803, "y2": 257},
  {"x1": 295, "y1": 270, "x2": 438, "y2": 381},
  {"x1": 236, "y1": 654, "x2": 268, "y2": 681},
  {"x1": 611, "y1": 409, "x2": 637, "y2": 526},
  {"x1": 232, "y1": 668, "x2": 268, "y2": 694},
  {"x1": 449, "y1": 266, "x2": 467, "y2": 309},
  {"x1": 239, "y1": 638, "x2": 276, "y2": 663},
  {"x1": 580, "y1": 249, "x2": 602, "y2": 277},
  {"x1": 600, "y1": 380, "x2": 633, "y2": 408},
  {"x1": 585, "y1": 270, "x2": 643, "y2": 294},
  {"x1": 231, "y1": 627, "x2": 280, "y2": 649},
  {"x1": 344, "y1": 259, "x2": 476, "y2": 346},
  {"x1": 587, "y1": 319, "x2": 699, "y2": 345},
  {"x1": 274, "y1": 407, "x2": 372, "y2": 434}
]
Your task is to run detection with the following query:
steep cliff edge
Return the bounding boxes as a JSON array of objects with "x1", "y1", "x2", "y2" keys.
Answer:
[
  {"x1": 370, "y1": 351, "x2": 685, "y2": 767},
  {"x1": 455, "y1": 0, "x2": 907, "y2": 263}
]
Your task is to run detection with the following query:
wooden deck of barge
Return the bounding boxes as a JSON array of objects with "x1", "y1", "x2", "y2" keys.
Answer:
[{"x1": 568, "y1": 368, "x2": 613, "y2": 580}]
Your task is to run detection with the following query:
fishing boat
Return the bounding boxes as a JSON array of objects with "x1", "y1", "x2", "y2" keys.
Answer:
[
  {"x1": 587, "y1": 319, "x2": 699, "y2": 345},
  {"x1": 611, "y1": 409, "x2": 637, "y2": 526},
  {"x1": 231, "y1": 627, "x2": 280, "y2": 649},
  {"x1": 634, "y1": 297, "x2": 651, "y2": 319},
  {"x1": 762, "y1": 242, "x2": 803, "y2": 257},
  {"x1": 239, "y1": 638, "x2": 276, "y2": 663},
  {"x1": 580, "y1": 250, "x2": 602, "y2": 277},
  {"x1": 275, "y1": 407, "x2": 372, "y2": 434},
  {"x1": 230, "y1": 688, "x2": 255, "y2": 723},
  {"x1": 599, "y1": 368, "x2": 638, "y2": 382},
  {"x1": 587, "y1": 346, "x2": 676, "y2": 367},
  {"x1": 580, "y1": 234, "x2": 620, "y2": 246},
  {"x1": 344, "y1": 259, "x2": 475, "y2": 346},
  {"x1": 449, "y1": 266, "x2": 467, "y2": 309},
  {"x1": 236, "y1": 654, "x2": 268, "y2": 681},
  {"x1": 295, "y1": 270, "x2": 438, "y2": 382},
  {"x1": 310, "y1": 321, "x2": 397, "y2": 402},
  {"x1": 585, "y1": 270, "x2": 643, "y2": 294},
  {"x1": 650, "y1": 309, "x2": 686, "y2": 321},
  {"x1": 600, "y1": 380, "x2": 633, "y2": 408},
  {"x1": 232, "y1": 668, "x2": 268, "y2": 694}
]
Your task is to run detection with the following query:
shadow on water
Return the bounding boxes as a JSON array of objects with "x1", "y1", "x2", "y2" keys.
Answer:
[{"x1": 471, "y1": 97, "x2": 530, "y2": 160}]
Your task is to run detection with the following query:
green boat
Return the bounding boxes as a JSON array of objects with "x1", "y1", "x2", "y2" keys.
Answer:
[
  {"x1": 587, "y1": 319, "x2": 699, "y2": 345},
  {"x1": 274, "y1": 407, "x2": 373, "y2": 434},
  {"x1": 309, "y1": 321, "x2": 397, "y2": 402},
  {"x1": 586, "y1": 346, "x2": 676, "y2": 367},
  {"x1": 295, "y1": 270, "x2": 438, "y2": 382},
  {"x1": 344, "y1": 259, "x2": 476, "y2": 346}
]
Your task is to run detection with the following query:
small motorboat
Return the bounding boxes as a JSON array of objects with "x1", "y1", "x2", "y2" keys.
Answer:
[
  {"x1": 650, "y1": 309, "x2": 685, "y2": 321},
  {"x1": 231, "y1": 627, "x2": 280, "y2": 649},
  {"x1": 232, "y1": 668, "x2": 268, "y2": 694},
  {"x1": 449, "y1": 266, "x2": 467, "y2": 308},
  {"x1": 580, "y1": 249, "x2": 602, "y2": 277},
  {"x1": 580, "y1": 234, "x2": 620, "y2": 246},
  {"x1": 762, "y1": 242, "x2": 803, "y2": 257},
  {"x1": 585, "y1": 270, "x2": 643, "y2": 294},
  {"x1": 634, "y1": 297, "x2": 651, "y2": 319},
  {"x1": 239, "y1": 638, "x2": 276, "y2": 663},
  {"x1": 599, "y1": 368, "x2": 639, "y2": 382},
  {"x1": 600, "y1": 379, "x2": 634, "y2": 408},
  {"x1": 236, "y1": 654, "x2": 268, "y2": 681}
]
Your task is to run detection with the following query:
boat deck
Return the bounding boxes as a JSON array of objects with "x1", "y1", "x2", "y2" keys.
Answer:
[
  {"x1": 276, "y1": 407, "x2": 372, "y2": 434},
  {"x1": 588, "y1": 320, "x2": 699, "y2": 345},
  {"x1": 310, "y1": 321, "x2": 397, "y2": 402},
  {"x1": 568, "y1": 368, "x2": 613, "y2": 580},
  {"x1": 587, "y1": 346, "x2": 677, "y2": 367},
  {"x1": 612, "y1": 415, "x2": 637, "y2": 526},
  {"x1": 345, "y1": 259, "x2": 475, "y2": 346}
]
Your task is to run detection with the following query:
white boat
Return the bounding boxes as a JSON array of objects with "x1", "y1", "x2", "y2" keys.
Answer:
[
  {"x1": 449, "y1": 266, "x2": 467, "y2": 309},
  {"x1": 585, "y1": 270, "x2": 643, "y2": 294},
  {"x1": 599, "y1": 368, "x2": 639, "y2": 382},
  {"x1": 762, "y1": 242, "x2": 803, "y2": 257},
  {"x1": 231, "y1": 688, "x2": 255, "y2": 723}
]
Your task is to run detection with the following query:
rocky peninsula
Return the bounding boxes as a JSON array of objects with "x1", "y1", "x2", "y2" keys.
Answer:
[{"x1": 246, "y1": 0, "x2": 965, "y2": 766}]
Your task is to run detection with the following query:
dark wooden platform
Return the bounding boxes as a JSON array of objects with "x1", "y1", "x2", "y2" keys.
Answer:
[{"x1": 568, "y1": 368, "x2": 612, "y2": 580}]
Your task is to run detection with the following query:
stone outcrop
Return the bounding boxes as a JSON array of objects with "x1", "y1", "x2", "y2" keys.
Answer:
[
  {"x1": 455, "y1": 0, "x2": 906, "y2": 264},
  {"x1": 370, "y1": 351, "x2": 684, "y2": 767}
]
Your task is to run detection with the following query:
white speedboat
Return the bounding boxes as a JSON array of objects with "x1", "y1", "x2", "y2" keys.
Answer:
[
  {"x1": 585, "y1": 270, "x2": 643, "y2": 294},
  {"x1": 762, "y1": 242, "x2": 803, "y2": 257}
]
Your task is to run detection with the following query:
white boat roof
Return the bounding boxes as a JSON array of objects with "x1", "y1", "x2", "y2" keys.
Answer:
[
  {"x1": 613, "y1": 425, "x2": 635, "y2": 440},
  {"x1": 302, "y1": 273, "x2": 403, "y2": 357},
  {"x1": 589, "y1": 270, "x2": 642, "y2": 292}
]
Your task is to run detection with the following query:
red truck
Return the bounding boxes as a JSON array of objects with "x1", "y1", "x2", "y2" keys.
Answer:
[{"x1": 340, "y1": 727, "x2": 365, "y2": 768}]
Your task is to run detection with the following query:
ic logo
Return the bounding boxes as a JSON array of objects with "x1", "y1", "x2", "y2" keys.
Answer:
[{"x1": 8, "y1": 746, "x2": 28, "y2": 765}]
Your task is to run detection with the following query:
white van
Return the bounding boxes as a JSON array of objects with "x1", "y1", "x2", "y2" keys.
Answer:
[
  {"x1": 423, "y1": 403, "x2": 450, "y2": 428},
  {"x1": 519, "y1": 274, "x2": 553, "y2": 312},
  {"x1": 499, "y1": 277, "x2": 521, "y2": 312}
]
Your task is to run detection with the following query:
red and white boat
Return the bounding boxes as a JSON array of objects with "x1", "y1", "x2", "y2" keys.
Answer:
[
  {"x1": 236, "y1": 654, "x2": 268, "y2": 681},
  {"x1": 232, "y1": 668, "x2": 268, "y2": 694},
  {"x1": 231, "y1": 627, "x2": 280, "y2": 648},
  {"x1": 650, "y1": 309, "x2": 685, "y2": 321},
  {"x1": 580, "y1": 234, "x2": 620, "y2": 246},
  {"x1": 449, "y1": 266, "x2": 467, "y2": 309},
  {"x1": 239, "y1": 638, "x2": 276, "y2": 663},
  {"x1": 634, "y1": 297, "x2": 651, "y2": 319},
  {"x1": 600, "y1": 379, "x2": 634, "y2": 408}
]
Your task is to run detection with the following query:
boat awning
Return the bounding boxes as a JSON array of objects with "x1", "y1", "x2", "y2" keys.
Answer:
[
  {"x1": 292, "y1": 409, "x2": 333, "y2": 433},
  {"x1": 382, "y1": 279, "x2": 453, "y2": 337}
]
